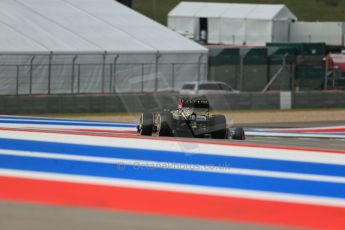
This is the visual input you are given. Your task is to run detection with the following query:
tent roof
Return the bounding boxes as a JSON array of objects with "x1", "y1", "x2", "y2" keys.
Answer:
[
  {"x1": 169, "y1": 2, "x2": 297, "y2": 20},
  {"x1": 0, "y1": 0, "x2": 207, "y2": 54}
]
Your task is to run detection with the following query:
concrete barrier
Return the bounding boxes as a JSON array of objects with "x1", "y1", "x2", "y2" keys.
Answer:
[
  {"x1": 280, "y1": 92, "x2": 292, "y2": 110},
  {"x1": 0, "y1": 91, "x2": 344, "y2": 114},
  {"x1": 292, "y1": 91, "x2": 345, "y2": 109}
]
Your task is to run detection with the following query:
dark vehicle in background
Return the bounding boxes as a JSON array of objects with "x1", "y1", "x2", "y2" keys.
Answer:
[
  {"x1": 138, "y1": 97, "x2": 245, "y2": 140},
  {"x1": 179, "y1": 81, "x2": 239, "y2": 95}
]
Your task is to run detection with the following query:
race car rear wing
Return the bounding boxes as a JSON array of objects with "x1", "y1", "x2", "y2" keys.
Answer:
[{"x1": 178, "y1": 98, "x2": 209, "y2": 109}]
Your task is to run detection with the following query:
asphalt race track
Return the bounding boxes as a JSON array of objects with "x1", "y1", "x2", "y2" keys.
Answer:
[{"x1": 0, "y1": 115, "x2": 344, "y2": 230}]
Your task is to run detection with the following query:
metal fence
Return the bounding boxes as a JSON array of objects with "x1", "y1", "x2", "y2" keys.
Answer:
[
  {"x1": 208, "y1": 53, "x2": 297, "y2": 92},
  {"x1": 0, "y1": 53, "x2": 208, "y2": 95}
]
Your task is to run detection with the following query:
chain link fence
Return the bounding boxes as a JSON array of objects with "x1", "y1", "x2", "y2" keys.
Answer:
[
  {"x1": 0, "y1": 52, "x2": 208, "y2": 95},
  {"x1": 208, "y1": 48, "x2": 297, "y2": 92}
]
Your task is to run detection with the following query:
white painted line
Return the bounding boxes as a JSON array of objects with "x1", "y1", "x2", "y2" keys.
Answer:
[
  {"x1": 246, "y1": 131, "x2": 345, "y2": 139},
  {"x1": 1, "y1": 149, "x2": 345, "y2": 184},
  {"x1": 0, "y1": 117, "x2": 135, "y2": 126},
  {"x1": 1, "y1": 130, "x2": 345, "y2": 166},
  {"x1": 266, "y1": 126, "x2": 345, "y2": 132},
  {"x1": 0, "y1": 123, "x2": 136, "y2": 131}
]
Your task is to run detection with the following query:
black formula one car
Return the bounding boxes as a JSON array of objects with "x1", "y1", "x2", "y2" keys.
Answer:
[{"x1": 138, "y1": 97, "x2": 245, "y2": 140}]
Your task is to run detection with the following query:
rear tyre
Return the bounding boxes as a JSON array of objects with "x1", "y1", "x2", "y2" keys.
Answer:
[
  {"x1": 139, "y1": 113, "x2": 153, "y2": 136},
  {"x1": 158, "y1": 112, "x2": 174, "y2": 137},
  {"x1": 232, "y1": 127, "x2": 245, "y2": 140},
  {"x1": 210, "y1": 115, "x2": 227, "y2": 139}
]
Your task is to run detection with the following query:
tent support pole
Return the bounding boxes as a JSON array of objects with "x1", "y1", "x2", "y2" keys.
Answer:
[
  {"x1": 102, "y1": 51, "x2": 107, "y2": 93},
  {"x1": 77, "y1": 64, "x2": 81, "y2": 94},
  {"x1": 141, "y1": 64, "x2": 145, "y2": 92},
  {"x1": 196, "y1": 54, "x2": 204, "y2": 95},
  {"x1": 29, "y1": 56, "x2": 36, "y2": 95},
  {"x1": 112, "y1": 55, "x2": 119, "y2": 93},
  {"x1": 197, "y1": 54, "x2": 203, "y2": 82},
  {"x1": 154, "y1": 52, "x2": 160, "y2": 92},
  {"x1": 16, "y1": 65, "x2": 19, "y2": 96},
  {"x1": 48, "y1": 51, "x2": 53, "y2": 95},
  {"x1": 172, "y1": 63, "x2": 175, "y2": 91},
  {"x1": 71, "y1": 55, "x2": 78, "y2": 94}
]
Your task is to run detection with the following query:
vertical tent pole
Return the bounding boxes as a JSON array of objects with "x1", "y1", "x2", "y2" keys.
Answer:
[
  {"x1": 71, "y1": 55, "x2": 78, "y2": 94},
  {"x1": 112, "y1": 55, "x2": 119, "y2": 93},
  {"x1": 16, "y1": 65, "x2": 19, "y2": 96},
  {"x1": 29, "y1": 56, "x2": 36, "y2": 95},
  {"x1": 77, "y1": 64, "x2": 81, "y2": 94},
  {"x1": 171, "y1": 63, "x2": 175, "y2": 91},
  {"x1": 48, "y1": 51, "x2": 53, "y2": 95},
  {"x1": 141, "y1": 63, "x2": 145, "y2": 92},
  {"x1": 102, "y1": 51, "x2": 106, "y2": 93},
  {"x1": 197, "y1": 54, "x2": 203, "y2": 82},
  {"x1": 154, "y1": 52, "x2": 160, "y2": 92},
  {"x1": 196, "y1": 54, "x2": 205, "y2": 95}
]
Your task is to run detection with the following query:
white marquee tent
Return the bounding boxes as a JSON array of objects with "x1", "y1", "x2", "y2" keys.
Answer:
[
  {"x1": 168, "y1": 2, "x2": 297, "y2": 46},
  {"x1": 290, "y1": 21, "x2": 345, "y2": 45},
  {"x1": 0, "y1": 0, "x2": 207, "y2": 95}
]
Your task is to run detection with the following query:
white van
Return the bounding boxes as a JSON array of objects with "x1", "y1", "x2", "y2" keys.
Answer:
[{"x1": 179, "y1": 81, "x2": 239, "y2": 95}]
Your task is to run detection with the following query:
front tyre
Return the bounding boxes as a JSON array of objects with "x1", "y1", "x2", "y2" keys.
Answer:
[
  {"x1": 139, "y1": 113, "x2": 154, "y2": 136},
  {"x1": 232, "y1": 127, "x2": 245, "y2": 140}
]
